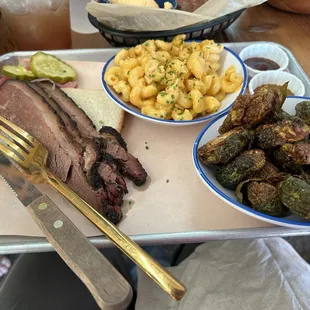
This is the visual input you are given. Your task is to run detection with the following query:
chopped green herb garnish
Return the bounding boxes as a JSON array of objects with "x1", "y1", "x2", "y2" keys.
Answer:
[
  {"x1": 171, "y1": 94, "x2": 175, "y2": 99},
  {"x1": 99, "y1": 120, "x2": 105, "y2": 125},
  {"x1": 160, "y1": 91, "x2": 167, "y2": 96}
]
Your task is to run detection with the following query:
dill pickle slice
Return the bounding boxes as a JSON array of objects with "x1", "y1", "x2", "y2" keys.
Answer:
[
  {"x1": 2, "y1": 65, "x2": 36, "y2": 80},
  {"x1": 30, "y1": 52, "x2": 76, "y2": 84}
]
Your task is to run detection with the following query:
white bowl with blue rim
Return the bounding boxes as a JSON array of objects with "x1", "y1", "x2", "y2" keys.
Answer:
[
  {"x1": 193, "y1": 96, "x2": 310, "y2": 229},
  {"x1": 102, "y1": 46, "x2": 247, "y2": 126}
]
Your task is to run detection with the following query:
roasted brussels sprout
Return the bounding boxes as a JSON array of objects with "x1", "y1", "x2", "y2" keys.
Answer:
[
  {"x1": 272, "y1": 147, "x2": 304, "y2": 175},
  {"x1": 219, "y1": 94, "x2": 251, "y2": 134},
  {"x1": 219, "y1": 83, "x2": 288, "y2": 134},
  {"x1": 253, "y1": 160, "x2": 287, "y2": 183},
  {"x1": 215, "y1": 149, "x2": 265, "y2": 190},
  {"x1": 263, "y1": 109, "x2": 292, "y2": 124},
  {"x1": 295, "y1": 101, "x2": 310, "y2": 125},
  {"x1": 280, "y1": 176, "x2": 310, "y2": 218},
  {"x1": 256, "y1": 119, "x2": 310, "y2": 149},
  {"x1": 280, "y1": 143, "x2": 310, "y2": 165},
  {"x1": 236, "y1": 179, "x2": 287, "y2": 217},
  {"x1": 198, "y1": 127, "x2": 253, "y2": 165}
]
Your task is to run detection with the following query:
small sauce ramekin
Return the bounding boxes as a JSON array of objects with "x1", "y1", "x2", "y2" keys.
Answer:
[{"x1": 239, "y1": 43, "x2": 289, "y2": 78}]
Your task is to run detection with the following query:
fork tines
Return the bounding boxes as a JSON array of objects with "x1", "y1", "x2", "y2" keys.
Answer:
[{"x1": 0, "y1": 115, "x2": 34, "y2": 161}]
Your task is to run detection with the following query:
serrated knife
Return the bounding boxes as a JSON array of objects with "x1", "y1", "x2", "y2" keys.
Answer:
[{"x1": 0, "y1": 153, "x2": 132, "y2": 310}]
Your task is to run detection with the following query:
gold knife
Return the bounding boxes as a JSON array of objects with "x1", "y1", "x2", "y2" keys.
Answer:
[{"x1": 0, "y1": 154, "x2": 133, "y2": 310}]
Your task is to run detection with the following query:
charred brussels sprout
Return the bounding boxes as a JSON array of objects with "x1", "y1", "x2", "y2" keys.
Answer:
[
  {"x1": 236, "y1": 179, "x2": 287, "y2": 217},
  {"x1": 255, "y1": 119, "x2": 310, "y2": 149},
  {"x1": 219, "y1": 95, "x2": 251, "y2": 134},
  {"x1": 215, "y1": 149, "x2": 265, "y2": 190},
  {"x1": 219, "y1": 83, "x2": 288, "y2": 134},
  {"x1": 263, "y1": 109, "x2": 292, "y2": 124},
  {"x1": 198, "y1": 127, "x2": 253, "y2": 165},
  {"x1": 280, "y1": 176, "x2": 310, "y2": 218},
  {"x1": 280, "y1": 143, "x2": 310, "y2": 165},
  {"x1": 272, "y1": 147, "x2": 304, "y2": 175},
  {"x1": 295, "y1": 101, "x2": 310, "y2": 125},
  {"x1": 253, "y1": 160, "x2": 287, "y2": 183}
]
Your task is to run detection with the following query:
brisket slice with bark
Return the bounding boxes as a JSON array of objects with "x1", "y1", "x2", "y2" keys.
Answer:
[
  {"x1": 35, "y1": 82, "x2": 136, "y2": 222},
  {"x1": 37, "y1": 81, "x2": 97, "y2": 137},
  {"x1": 99, "y1": 127, "x2": 147, "y2": 186},
  {"x1": 32, "y1": 83, "x2": 126, "y2": 222},
  {"x1": 0, "y1": 80, "x2": 72, "y2": 181},
  {"x1": 0, "y1": 80, "x2": 109, "y2": 219},
  {"x1": 27, "y1": 82, "x2": 84, "y2": 147},
  {"x1": 1, "y1": 80, "x2": 148, "y2": 223},
  {"x1": 37, "y1": 82, "x2": 148, "y2": 186}
]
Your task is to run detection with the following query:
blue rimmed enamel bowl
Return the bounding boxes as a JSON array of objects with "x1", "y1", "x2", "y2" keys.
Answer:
[
  {"x1": 102, "y1": 46, "x2": 247, "y2": 126},
  {"x1": 193, "y1": 96, "x2": 310, "y2": 229}
]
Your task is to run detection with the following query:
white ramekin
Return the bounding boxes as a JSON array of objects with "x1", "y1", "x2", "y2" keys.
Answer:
[
  {"x1": 239, "y1": 43, "x2": 289, "y2": 78},
  {"x1": 248, "y1": 71, "x2": 305, "y2": 96}
]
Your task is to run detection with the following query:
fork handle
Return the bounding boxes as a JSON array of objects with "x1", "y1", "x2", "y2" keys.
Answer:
[
  {"x1": 27, "y1": 195, "x2": 133, "y2": 310},
  {"x1": 45, "y1": 169, "x2": 186, "y2": 301}
]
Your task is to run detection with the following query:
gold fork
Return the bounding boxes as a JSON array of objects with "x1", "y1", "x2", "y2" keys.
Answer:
[{"x1": 0, "y1": 115, "x2": 186, "y2": 301}]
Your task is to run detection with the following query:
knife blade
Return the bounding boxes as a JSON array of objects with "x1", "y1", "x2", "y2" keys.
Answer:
[
  {"x1": 0, "y1": 153, "x2": 42, "y2": 206},
  {"x1": 0, "y1": 152, "x2": 132, "y2": 310}
]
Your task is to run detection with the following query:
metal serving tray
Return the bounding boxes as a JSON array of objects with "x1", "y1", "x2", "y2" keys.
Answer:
[{"x1": 0, "y1": 42, "x2": 310, "y2": 254}]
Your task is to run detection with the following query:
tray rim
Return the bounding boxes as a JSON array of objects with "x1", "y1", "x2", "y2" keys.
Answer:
[{"x1": 0, "y1": 41, "x2": 310, "y2": 253}]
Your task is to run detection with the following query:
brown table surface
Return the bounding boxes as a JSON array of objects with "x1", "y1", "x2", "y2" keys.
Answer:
[{"x1": 224, "y1": 3, "x2": 310, "y2": 75}]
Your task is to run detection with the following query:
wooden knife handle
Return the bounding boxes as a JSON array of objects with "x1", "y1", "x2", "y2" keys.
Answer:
[{"x1": 27, "y1": 195, "x2": 133, "y2": 310}]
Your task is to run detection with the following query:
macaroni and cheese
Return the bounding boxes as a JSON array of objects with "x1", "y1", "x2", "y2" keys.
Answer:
[{"x1": 104, "y1": 35, "x2": 244, "y2": 121}]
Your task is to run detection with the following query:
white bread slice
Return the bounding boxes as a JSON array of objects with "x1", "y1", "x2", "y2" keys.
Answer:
[{"x1": 62, "y1": 88, "x2": 125, "y2": 132}]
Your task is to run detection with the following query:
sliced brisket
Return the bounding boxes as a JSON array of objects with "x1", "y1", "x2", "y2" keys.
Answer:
[
  {"x1": 0, "y1": 80, "x2": 110, "y2": 221},
  {"x1": 27, "y1": 82, "x2": 84, "y2": 147},
  {"x1": 99, "y1": 128, "x2": 147, "y2": 186},
  {"x1": 36, "y1": 82, "x2": 147, "y2": 186},
  {"x1": 0, "y1": 80, "x2": 72, "y2": 181},
  {"x1": 37, "y1": 81, "x2": 97, "y2": 137},
  {"x1": 0, "y1": 80, "x2": 148, "y2": 224}
]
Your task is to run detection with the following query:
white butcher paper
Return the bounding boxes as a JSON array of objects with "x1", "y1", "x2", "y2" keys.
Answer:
[{"x1": 86, "y1": 0, "x2": 267, "y2": 32}]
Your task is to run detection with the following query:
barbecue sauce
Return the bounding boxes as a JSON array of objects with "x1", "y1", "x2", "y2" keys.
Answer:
[{"x1": 244, "y1": 57, "x2": 280, "y2": 71}]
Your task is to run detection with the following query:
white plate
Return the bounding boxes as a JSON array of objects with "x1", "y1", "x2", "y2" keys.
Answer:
[
  {"x1": 193, "y1": 96, "x2": 310, "y2": 229},
  {"x1": 102, "y1": 46, "x2": 247, "y2": 126}
]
